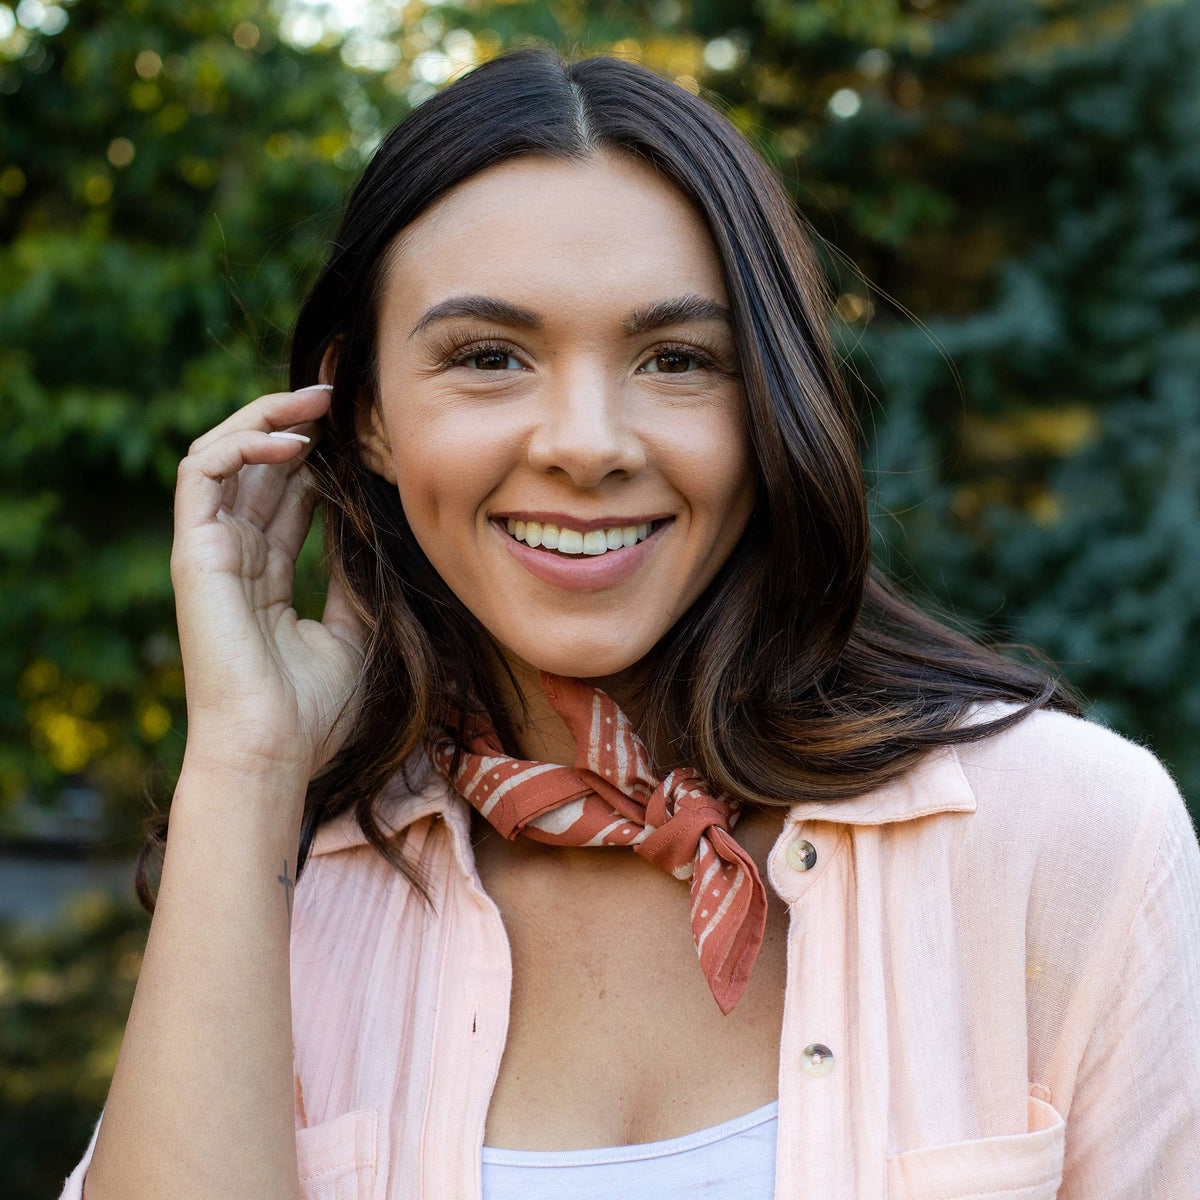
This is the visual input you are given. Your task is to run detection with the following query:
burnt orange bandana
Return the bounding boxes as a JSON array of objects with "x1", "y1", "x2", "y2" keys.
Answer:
[{"x1": 428, "y1": 670, "x2": 768, "y2": 1015}]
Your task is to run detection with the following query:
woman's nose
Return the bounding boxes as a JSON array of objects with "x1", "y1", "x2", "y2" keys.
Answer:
[{"x1": 525, "y1": 374, "x2": 646, "y2": 487}]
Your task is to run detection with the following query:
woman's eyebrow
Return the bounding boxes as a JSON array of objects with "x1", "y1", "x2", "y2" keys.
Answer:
[
  {"x1": 622, "y1": 295, "x2": 732, "y2": 335},
  {"x1": 409, "y1": 295, "x2": 541, "y2": 338},
  {"x1": 408, "y1": 293, "x2": 733, "y2": 339}
]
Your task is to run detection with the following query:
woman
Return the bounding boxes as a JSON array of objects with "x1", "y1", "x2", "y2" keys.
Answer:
[{"x1": 61, "y1": 47, "x2": 1199, "y2": 1200}]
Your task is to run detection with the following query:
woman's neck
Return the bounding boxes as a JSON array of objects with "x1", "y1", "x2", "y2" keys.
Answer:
[{"x1": 495, "y1": 654, "x2": 650, "y2": 765}]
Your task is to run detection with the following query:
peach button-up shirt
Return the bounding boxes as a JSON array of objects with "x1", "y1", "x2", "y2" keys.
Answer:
[{"x1": 59, "y1": 702, "x2": 1200, "y2": 1198}]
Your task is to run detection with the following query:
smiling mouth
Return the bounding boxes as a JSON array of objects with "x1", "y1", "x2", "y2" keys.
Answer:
[{"x1": 499, "y1": 517, "x2": 665, "y2": 557}]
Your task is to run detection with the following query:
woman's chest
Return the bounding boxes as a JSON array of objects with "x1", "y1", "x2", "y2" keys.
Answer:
[{"x1": 470, "y1": 806, "x2": 793, "y2": 1150}]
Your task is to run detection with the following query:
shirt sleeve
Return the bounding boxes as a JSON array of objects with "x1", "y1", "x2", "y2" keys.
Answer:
[
  {"x1": 56, "y1": 1105, "x2": 103, "y2": 1199},
  {"x1": 1059, "y1": 772, "x2": 1200, "y2": 1198}
]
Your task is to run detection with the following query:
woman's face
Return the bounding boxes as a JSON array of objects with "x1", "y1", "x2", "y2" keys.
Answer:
[{"x1": 360, "y1": 151, "x2": 757, "y2": 681}]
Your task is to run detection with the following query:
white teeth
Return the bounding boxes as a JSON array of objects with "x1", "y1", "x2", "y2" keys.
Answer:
[{"x1": 504, "y1": 518, "x2": 658, "y2": 555}]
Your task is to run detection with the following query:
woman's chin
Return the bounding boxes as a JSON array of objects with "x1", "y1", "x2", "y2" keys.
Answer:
[{"x1": 496, "y1": 637, "x2": 653, "y2": 684}]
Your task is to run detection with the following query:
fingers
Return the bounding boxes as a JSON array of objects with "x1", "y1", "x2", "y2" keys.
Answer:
[
  {"x1": 230, "y1": 418, "x2": 322, "y2": 527},
  {"x1": 187, "y1": 383, "x2": 334, "y2": 459},
  {"x1": 262, "y1": 456, "x2": 323, "y2": 565},
  {"x1": 175, "y1": 426, "x2": 317, "y2": 540}
]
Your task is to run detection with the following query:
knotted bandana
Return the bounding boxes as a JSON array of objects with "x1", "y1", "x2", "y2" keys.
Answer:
[{"x1": 427, "y1": 670, "x2": 768, "y2": 1015}]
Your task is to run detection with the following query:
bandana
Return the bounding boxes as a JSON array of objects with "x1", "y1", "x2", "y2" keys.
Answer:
[{"x1": 428, "y1": 670, "x2": 768, "y2": 1015}]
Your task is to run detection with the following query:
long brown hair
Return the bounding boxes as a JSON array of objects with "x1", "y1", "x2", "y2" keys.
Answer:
[{"x1": 135, "y1": 47, "x2": 1082, "y2": 914}]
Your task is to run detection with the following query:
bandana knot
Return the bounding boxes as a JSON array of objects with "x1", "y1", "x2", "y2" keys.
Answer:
[
  {"x1": 635, "y1": 769, "x2": 733, "y2": 877},
  {"x1": 428, "y1": 670, "x2": 769, "y2": 1015}
]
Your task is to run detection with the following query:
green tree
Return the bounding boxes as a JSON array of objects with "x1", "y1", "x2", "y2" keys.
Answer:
[
  {"x1": 0, "y1": 0, "x2": 399, "y2": 828},
  {"x1": 713, "y1": 0, "x2": 1200, "y2": 785}
]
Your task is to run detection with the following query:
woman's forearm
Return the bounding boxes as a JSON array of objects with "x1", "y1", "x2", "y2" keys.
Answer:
[{"x1": 83, "y1": 755, "x2": 309, "y2": 1200}]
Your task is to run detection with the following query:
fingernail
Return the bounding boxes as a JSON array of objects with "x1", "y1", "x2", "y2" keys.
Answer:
[
  {"x1": 297, "y1": 382, "x2": 334, "y2": 391},
  {"x1": 269, "y1": 431, "x2": 311, "y2": 443}
]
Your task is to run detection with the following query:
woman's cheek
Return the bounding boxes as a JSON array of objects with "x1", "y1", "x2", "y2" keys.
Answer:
[
  {"x1": 391, "y1": 405, "x2": 518, "y2": 530},
  {"x1": 648, "y1": 404, "x2": 754, "y2": 511}
]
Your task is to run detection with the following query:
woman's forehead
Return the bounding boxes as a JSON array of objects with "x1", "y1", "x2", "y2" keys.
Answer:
[{"x1": 378, "y1": 153, "x2": 728, "y2": 322}]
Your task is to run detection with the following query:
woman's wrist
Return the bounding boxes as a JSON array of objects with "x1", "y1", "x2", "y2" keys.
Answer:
[
  {"x1": 175, "y1": 747, "x2": 313, "y2": 826},
  {"x1": 181, "y1": 725, "x2": 314, "y2": 779}
]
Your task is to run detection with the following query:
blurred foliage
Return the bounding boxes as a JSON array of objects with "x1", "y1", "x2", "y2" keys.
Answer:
[
  {"x1": 0, "y1": 0, "x2": 396, "y2": 822},
  {"x1": 0, "y1": 891, "x2": 147, "y2": 1195},
  {"x1": 2, "y1": 0, "x2": 1198, "y2": 1188}
]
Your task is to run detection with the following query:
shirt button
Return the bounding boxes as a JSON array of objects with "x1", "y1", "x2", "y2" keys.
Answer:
[
  {"x1": 801, "y1": 1043, "x2": 835, "y2": 1076},
  {"x1": 786, "y1": 837, "x2": 817, "y2": 872}
]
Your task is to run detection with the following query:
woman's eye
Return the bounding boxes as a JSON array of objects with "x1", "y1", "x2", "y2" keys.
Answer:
[
  {"x1": 640, "y1": 349, "x2": 710, "y2": 374},
  {"x1": 454, "y1": 346, "x2": 522, "y2": 371}
]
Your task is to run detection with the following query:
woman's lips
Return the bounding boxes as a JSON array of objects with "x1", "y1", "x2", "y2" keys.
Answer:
[
  {"x1": 490, "y1": 510, "x2": 674, "y2": 533},
  {"x1": 491, "y1": 517, "x2": 671, "y2": 592}
]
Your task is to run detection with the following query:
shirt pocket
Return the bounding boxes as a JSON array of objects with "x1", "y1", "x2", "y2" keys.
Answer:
[
  {"x1": 296, "y1": 1107, "x2": 380, "y2": 1200},
  {"x1": 886, "y1": 1093, "x2": 1065, "y2": 1200}
]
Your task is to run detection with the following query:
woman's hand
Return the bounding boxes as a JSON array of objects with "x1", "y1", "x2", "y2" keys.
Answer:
[{"x1": 170, "y1": 383, "x2": 370, "y2": 785}]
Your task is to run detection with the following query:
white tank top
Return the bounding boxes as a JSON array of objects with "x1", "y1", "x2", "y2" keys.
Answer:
[{"x1": 480, "y1": 1098, "x2": 778, "y2": 1198}]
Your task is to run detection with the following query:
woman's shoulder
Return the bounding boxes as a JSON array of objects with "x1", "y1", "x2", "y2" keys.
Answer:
[
  {"x1": 954, "y1": 699, "x2": 1185, "y2": 827},
  {"x1": 950, "y1": 700, "x2": 1192, "y2": 910}
]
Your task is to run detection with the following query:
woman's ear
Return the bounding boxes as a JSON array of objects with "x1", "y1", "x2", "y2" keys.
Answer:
[
  {"x1": 320, "y1": 337, "x2": 398, "y2": 485},
  {"x1": 318, "y1": 338, "x2": 340, "y2": 386},
  {"x1": 356, "y1": 401, "x2": 399, "y2": 485}
]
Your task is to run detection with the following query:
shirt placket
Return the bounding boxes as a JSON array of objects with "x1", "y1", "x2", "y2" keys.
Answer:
[
  {"x1": 417, "y1": 809, "x2": 515, "y2": 1200},
  {"x1": 770, "y1": 818, "x2": 891, "y2": 1200}
]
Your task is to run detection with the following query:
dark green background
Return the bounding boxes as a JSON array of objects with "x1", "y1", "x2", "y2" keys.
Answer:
[{"x1": 2, "y1": 0, "x2": 1196, "y2": 1193}]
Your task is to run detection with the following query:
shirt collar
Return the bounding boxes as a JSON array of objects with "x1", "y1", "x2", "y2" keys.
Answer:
[
  {"x1": 308, "y1": 757, "x2": 453, "y2": 859},
  {"x1": 779, "y1": 741, "x2": 975, "y2": 827}
]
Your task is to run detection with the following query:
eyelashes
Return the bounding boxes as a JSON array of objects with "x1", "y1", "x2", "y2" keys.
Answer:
[
  {"x1": 439, "y1": 339, "x2": 524, "y2": 371},
  {"x1": 424, "y1": 325, "x2": 516, "y2": 370},
  {"x1": 426, "y1": 326, "x2": 734, "y2": 376}
]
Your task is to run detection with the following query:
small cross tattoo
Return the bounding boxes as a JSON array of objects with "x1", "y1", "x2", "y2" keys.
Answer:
[{"x1": 278, "y1": 859, "x2": 294, "y2": 924}]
